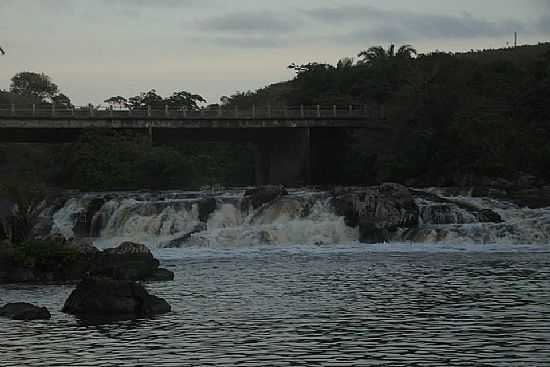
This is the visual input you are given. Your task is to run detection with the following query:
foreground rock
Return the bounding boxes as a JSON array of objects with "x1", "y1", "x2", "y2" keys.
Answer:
[
  {"x1": 0, "y1": 303, "x2": 51, "y2": 320},
  {"x1": 0, "y1": 240, "x2": 174, "y2": 284},
  {"x1": 62, "y1": 278, "x2": 171, "y2": 318},
  {"x1": 332, "y1": 183, "x2": 419, "y2": 243},
  {"x1": 97, "y1": 242, "x2": 161, "y2": 281}
]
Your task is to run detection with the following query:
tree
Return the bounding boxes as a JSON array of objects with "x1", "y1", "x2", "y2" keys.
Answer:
[
  {"x1": 104, "y1": 96, "x2": 128, "y2": 109},
  {"x1": 358, "y1": 44, "x2": 417, "y2": 65},
  {"x1": 10, "y1": 72, "x2": 59, "y2": 102},
  {"x1": 127, "y1": 89, "x2": 163, "y2": 109},
  {"x1": 0, "y1": 181, "x2": 47, "y2": 245},
  {"x1": 52, "y1": 93, "x2": 72, "y2": 108},
  {"x1": 165, "y1": 91, "x2": 206, "y2": 111},
  {"x1": 337, "y1": 57, "x2": 355, "y2": 69}
]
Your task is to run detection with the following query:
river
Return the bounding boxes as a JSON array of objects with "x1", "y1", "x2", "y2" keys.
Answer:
[{"x1": 1, "y1": 189, "x2": 549, "y2": 366}]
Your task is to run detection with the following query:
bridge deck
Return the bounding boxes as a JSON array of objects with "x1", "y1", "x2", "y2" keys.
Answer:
[{"x1": 0, "y1": 117, "x2": 387, "y2": 129}]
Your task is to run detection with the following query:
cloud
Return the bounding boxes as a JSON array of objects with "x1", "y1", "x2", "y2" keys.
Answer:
[
  {"x1": 101, "y1": 0, "x2": 190, "y2": 8},
  {"x1": 199, "y1": 11, "x2": 299, "y2": 33},
  {"x1": 204, "y1": 35, "x2": 289, "y2": 48},
  {"x1": 306, "y1": 5, "x2": 527, "y2": 43}
]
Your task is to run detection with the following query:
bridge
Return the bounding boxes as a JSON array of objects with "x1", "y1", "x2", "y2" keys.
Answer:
[{"x1": 0, "y1": 104, "x2": 388, "y2": 186}]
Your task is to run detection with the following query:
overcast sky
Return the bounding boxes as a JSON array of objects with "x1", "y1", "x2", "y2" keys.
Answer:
[{"x1": 1, "y1": 0, "x2": 549, "y2": 105}]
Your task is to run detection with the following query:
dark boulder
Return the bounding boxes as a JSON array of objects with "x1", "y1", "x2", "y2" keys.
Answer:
[
  {"x1": 333, "y1": 183, "x2": 419, "y2": 244},
  {"x1": 0, "y1": 303, "x2": 51, "y2": 320},
  {"x1": 95, "y1": 242, "x2": 160, "y2": 281},
  {"x1": 242, "y1": 186, "x2": 288, "y2": 210},
  {"x1": 148, "y1": 268, "x2": 175, "y2": 282},
  {"x1": 65, "y1": 238, "x2": 101, "y2": 255},
  {"x1": 477, "y1": 209, "x2": 504, "y2": 223},
  {"x1": 198, "y1": 198, "x2": 217, "y2": 222},
  {"x1": 62, "y1": 278, "x2": 171, "y2": 318}
]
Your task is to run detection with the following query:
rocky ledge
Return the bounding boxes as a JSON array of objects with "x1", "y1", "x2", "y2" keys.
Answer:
[
  {"x1": 331, "y1": 183, "x2": 503, "y2": 243},
  {"x1": 331, "y1": 183, "x2": 420, "y2": 243},
  {"x1": 0, "y1": 302, "x2": 51, "y2": 320},
  {"x1": 0, "y1": 240, "x2": 174, "y2": 284},
  {"x1": 62, "y1": 278, "x2": 171, "y2": 318}
]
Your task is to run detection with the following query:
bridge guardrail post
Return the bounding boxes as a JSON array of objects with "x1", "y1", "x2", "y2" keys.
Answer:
[
  {"x1": 90, "y1": 105, "x2": 94, "y2": 118},
  {"x1": 51, "y1": 103, "x2": 56, "y2": 117},
  {"x1": 348, "y1": 105, "x2": 353, "y2": 116},
  {"x1": 252, "y1": 105, "x2": 256, "y2": 119},
  {"x1": 71, "y1": 106, "x2": 75, "y2": 117},
  {"x1": 147, "y1": 105, "x2": 151, "y2": 118},
  {"x1": 218, "y1": 105, "x2": 222, "y2": 117},
  {"x1": 165, "y1": 104, "x2": 169, "y2": 118},
  {"x1": 109, "y1": 106, "x2": 114, "y2": 119},
  {"x1": 10, "y1": 103, "x2": 15, "y2": 117},
  {"x1": 32, "y1": 104, "x2": 36, "y2": 117},
  {"x1": 300, "y1": 105, "x2": 304, "y2": 118},
  {"x1": 316, "y1": 105, "x2": 321, "y2": 118},
  {"x1": 333, "y1": 105, "x2": 337, "y2": 117}
]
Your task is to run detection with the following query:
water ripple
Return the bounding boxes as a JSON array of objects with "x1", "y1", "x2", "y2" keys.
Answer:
[{"x1": 1, "y1": 245, "x2": 549, "y2": 366}]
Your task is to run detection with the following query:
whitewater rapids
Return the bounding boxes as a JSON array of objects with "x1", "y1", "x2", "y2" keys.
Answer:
[{"x1": 48, "y1": 188, "x2": 550, "y2": 249}]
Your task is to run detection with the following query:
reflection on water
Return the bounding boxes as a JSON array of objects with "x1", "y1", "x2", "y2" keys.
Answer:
[{"x1": 1, "y1": 244, "x2": 550, "y2": 366}]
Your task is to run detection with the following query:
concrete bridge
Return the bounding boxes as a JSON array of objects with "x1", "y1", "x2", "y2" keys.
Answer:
[{"x1": 0, "y1": 104, "x2": 388, "y2": 186}]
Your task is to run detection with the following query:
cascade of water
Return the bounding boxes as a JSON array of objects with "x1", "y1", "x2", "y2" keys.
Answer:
[{"x1": 48, "y1": 189, "x2": 550, "y2": 248}]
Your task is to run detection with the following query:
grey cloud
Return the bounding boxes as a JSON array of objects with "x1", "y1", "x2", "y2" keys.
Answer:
[
  {"x1": 206, "y1": 35, "x2": 289, "y2": 48},
  {"x1": 306, "y1": 6, "x2": 526, "y2": 42},
  {"x1": 199, "y1": 11, "x2": 299, "y2": 33},
  {"x1": 101, "y1": 0, "x2": 190, "y2": 8}
]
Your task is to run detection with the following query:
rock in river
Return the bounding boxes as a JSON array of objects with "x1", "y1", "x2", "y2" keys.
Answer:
[
  {"x1": 62, "y1": 278, "x2": 171, "y2": 318},
  {"x1": 95, "y1": 242, "x2": 174, "y2": 282},
  {"x1": 0, "y1": 302, "x2": 51, "y2": 320}
]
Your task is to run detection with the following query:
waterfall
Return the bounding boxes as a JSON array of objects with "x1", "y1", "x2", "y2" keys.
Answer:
[
  {"x1": 403, "y1": 191, "x2": 550, "y2": 244},
  {"x1": 49, "y1": 188, "x2": 550, "y2": 248}
]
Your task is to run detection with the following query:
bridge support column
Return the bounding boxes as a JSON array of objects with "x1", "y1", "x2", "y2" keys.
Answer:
[{"x1": 255, "y1": 128, "x2": 311, "y2": 187}]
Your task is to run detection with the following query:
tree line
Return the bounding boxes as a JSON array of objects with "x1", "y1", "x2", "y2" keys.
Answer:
[{"x1": 220, "y1": 43, "x2": 550, "y2": 185}]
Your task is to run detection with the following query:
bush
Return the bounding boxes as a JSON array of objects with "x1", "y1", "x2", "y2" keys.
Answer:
[{"x1": 7, "y1": 240, "x2": 80, "y2": 272}]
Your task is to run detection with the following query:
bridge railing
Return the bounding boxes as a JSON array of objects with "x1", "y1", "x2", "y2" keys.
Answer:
[{"x1": 0, "y1": 104, "x2": 385, "y2": 120}]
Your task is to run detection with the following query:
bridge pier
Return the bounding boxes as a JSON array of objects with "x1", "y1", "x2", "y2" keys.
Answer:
[{"x1": 255, "y1": 128, "x2": 311, "y2": 186}]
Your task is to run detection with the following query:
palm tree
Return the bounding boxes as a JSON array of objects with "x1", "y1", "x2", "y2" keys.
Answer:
[{"x1": 358, "y1": 44, "x2": 416, "y2": 65}]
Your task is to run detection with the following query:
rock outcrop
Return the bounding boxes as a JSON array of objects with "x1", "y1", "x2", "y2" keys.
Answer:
[
  {"x1": 0, "y1": 302, "x2": 51, "y2": 320},
  {"x1": 62, "y1": 278, "x2": 171, "y2": 318},
  {"x1": 242, "y1": 186, "x2": 288, "y2": 210},
  {"x1": 332, "y1": 183, "x2": 419, "y2": 243},
  {"x1": 95, "y1": 242, "x2": 174, "y2": 281},
  {"x1": 412, "y1": 190, "x2": 503, "y2": 225},
  {"x1": 0, "y1": 240, "x2": 174, "y2": 284}
]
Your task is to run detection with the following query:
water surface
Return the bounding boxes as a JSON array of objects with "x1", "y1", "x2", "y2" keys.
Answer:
[{"x1": 1, "y1": 244, "x2": 549, "y2": 366}]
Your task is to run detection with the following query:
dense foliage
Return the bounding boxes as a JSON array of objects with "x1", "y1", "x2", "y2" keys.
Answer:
[
  {"x1": 51, "y1": 130, "x2": 254, "y2": 191},
  {"x1": 222, "y1": 43, "x2": 550, "y2": 185},
  {"x1": 0, "y1": 239, "x2": 80, "y2": 273}
]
